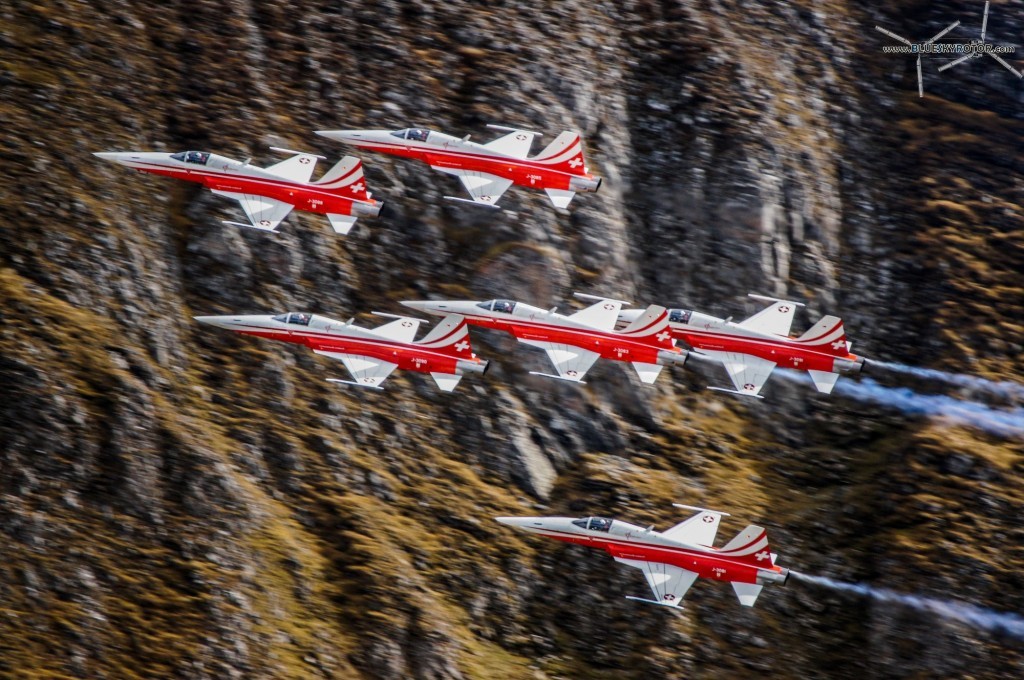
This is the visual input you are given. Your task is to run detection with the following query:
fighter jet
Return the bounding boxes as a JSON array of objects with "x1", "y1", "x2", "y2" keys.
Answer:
[
  {"x1": 94, "y1": 147, "x2": 382, "y2": 234},
  {"x1": 194, "y1": 311, "x2": 487, "y2": 391},
  {"x1": 618, "y1": 294, "x2": 865, "y2": 398},
  {"x1": 496, "y1": 504, "x2": 789, "y2": 609},
  {"x1": 401, "y1": 293, "x2": 687, "y2": 385},
  {"x1": 315, "y1": 124, "x2": 601, "y2": 210}
]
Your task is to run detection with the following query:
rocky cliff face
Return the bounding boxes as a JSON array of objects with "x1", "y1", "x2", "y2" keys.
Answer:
[{"x1": 2, "y1": 1, "x2": 1023, "y2": 678}]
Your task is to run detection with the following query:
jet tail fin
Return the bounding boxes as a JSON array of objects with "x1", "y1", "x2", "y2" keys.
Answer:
[
  {"x1": 717, "y1": 525, "x2": 772, "y2": 566},
  {"x1": 314, "y1": 156, "x2": 372, "y2": 202},
  {"x1": 532, "y1": 131, "x2": 588, "y2": 175},
  {"x1": 618, "y1": 306, "x2": 673, "y2": 348},
  {"x1": 415, "y1": 314, "x2": 475, "y2": 359},
  {"x1": 796, "y1": 315, "x2": 848, "y2": 356}
]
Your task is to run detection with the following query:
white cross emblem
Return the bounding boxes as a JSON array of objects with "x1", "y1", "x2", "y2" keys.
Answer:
[
  {"x1": 702, "y1": 515, "x2": 714, "y2": 523},
  {"x1": 831, "y1": 340, "x2": 845, "y2": 350},
  {"x1": 779, "y1": 305, "x2": 790, "y2": 313},
  {"x1": 299, "y1": 157, "x2": 311, "y2": 164},
  {"x1": 454, "y1": 340, "x2": 470, "y2": 352},
  {"x1": 657, "y1": 331, "x2": 671, "y2": 342},
  {"x1": 568, "y1": 157, "x2": 582, "y2": 168},
  {"x1": 755, "y1": 550, "x2": 770, "y2": 562},
  {"x1": 349, "y1": 182, "x2": 365, "y2": 193}
]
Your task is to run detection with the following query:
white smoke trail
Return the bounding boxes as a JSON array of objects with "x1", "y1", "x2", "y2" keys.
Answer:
[
  {"x1": 833, "y1": 378, "x2": 1024, "y2": 438},
  {"x1": 792, "y1": 571, "x2": 1024, "y2": 641},
  {"x1": 870, "y1": 360, "x2": 1024, "y2": 401}
]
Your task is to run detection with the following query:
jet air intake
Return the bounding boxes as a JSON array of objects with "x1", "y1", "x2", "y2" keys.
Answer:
[
  {"x1": 456, "y1": 359, "x2": 489, "y2": 376},
  {"x1": 757, "y1": 568, "x2": 790, "y2": 586},
  {"x1": 569, "y1": 176, "x2": 602, "y2": 193},
  {"x1": 657, "y1": 349, "x2": 689, "y2": 367}
]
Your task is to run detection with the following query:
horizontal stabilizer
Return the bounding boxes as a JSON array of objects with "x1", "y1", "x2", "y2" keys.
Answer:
[
  {"x1": 545, "y1": 188, "x2": 575, "y2": 209},
  {"x1": 807, "y1": 369, "x2": 840, "y2": 394},
  {"x1": 430, "y1": 372, "x2": 462, "y2": 392},
  {"x1": 327, "y1": 213, "x2": 357, "y2": 235},
  {"x1": 631, "y1": 361, "x2": 663, "y2": 384},
  {"x1": 732, "y1": 582, "x2": 764, "y2": 607}
]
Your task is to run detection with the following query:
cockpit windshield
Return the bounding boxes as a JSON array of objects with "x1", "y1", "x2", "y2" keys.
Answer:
[
  {"x1": 390, "y1": 128, "x2": 429, "y2": 142},
  {"x1": 170, "y1": 151, "x2": 209, "y2": 165},
  {"x1": 492, "y1": 300, "x2": 516, "y2": 314},
  {"x1": 574, "y1": 517, "x2": 612, "y2": 532},
  {"x1": 272, "y1": 313, "x2": 289, "y2": 323},
  {"x1": 287, "y1": 313, "x2": 312, "y2": 326},
  {"x1": 669, "y1": 309, "x2": 692, "y2": 324}
]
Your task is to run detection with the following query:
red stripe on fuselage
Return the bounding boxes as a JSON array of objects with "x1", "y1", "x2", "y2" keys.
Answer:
[
  {"x1": 675, "y1": 326, "x2": 852, "y2": 371},
  {"x1": 129, "y1": 162, "x2": 369, "y2": 216},
  {"x1": 462, "y1": 313, "x2": 678, "y2": 363},
  {"x1": 350, "y1": 141, "x2": 591, "y2": 191},
  {"x1": 533, "y1": 528, "x2": 774, "y2": 584},
  {"x1": 230, "y1": 324, "x2": 465, "y2": 372}
]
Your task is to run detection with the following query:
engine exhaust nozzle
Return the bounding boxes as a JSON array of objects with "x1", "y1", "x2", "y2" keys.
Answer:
[
  {"x1": 569, "y1": 176, "x2": 602, "y2": 193},
  {"x1": 456, "y1": 359, "x2": 489, "y2": 376},
  {"x1": 757, "y1": 567, "x2": 790, "y2": 586}
]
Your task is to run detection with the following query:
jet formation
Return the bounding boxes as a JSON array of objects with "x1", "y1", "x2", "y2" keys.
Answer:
[{"x1": 94, "y1": 121, "x2": 870, "y2": 617}]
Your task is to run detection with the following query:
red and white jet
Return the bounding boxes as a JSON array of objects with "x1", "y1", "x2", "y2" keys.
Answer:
[
  {"x1": 496, "y1": 504, "x2": 789, "y2": 609},
  {"x1": 316, "y1": 124, "x2": 601, "y2": 209},
  {"x1": 94, "y1": 147, "x2": 382, "y2": 235},
  {"x1": 194, "y1": 310, "x2": 487, "y2": 391},
  {"x1": 618, "y1": 294, "x2": 865, "y2": 398},
  {"x1": 401, "y1": 293, "x2": 687, "y2": 384}
]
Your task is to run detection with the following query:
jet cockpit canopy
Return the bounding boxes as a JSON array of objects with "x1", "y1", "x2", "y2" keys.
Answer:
[
  {"x1": 476, "y1": 299, "x2": 517, "y2": 314},
  {"x1": 170, "y1": 151, "x2": 210, "y2": 165},
  {"x1": 572, "y1": 517, "x2": 613, "y2": 532},
  {"x1": 389, "y1": 128, "x2": 430, "y2": 142},
  {"x1": 272, "y1": 312, "x2": 312, "y2": 326}
]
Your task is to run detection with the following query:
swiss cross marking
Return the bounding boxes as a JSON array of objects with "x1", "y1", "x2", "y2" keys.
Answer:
[
  {"x1": 299, "y1": 157, "x2": 311, "y2": 164},
  {"x1": 755, "y1": 550, "x2": 770, "y2": 562},
  {"x1": 657, "y1": 331, "x2": 671, "y2": 342},
  {"x1": 603, "y1": 302, "x2": 615, "y2": 310},
  {"x1": 515, "y1": 133, "x2": 527, "y2": 140},
  {"x1": 831, "y1": 340, "x2": 845, "y2": 350},
  {"x1": 349, "y1": 182, "x2": 365, "y2": 193},
  {"x1": 401, "y1": 320, "x2": 413, "y2": 327},
  {"x1": 702, "y1": 515, "x2": 714, "y2": 523},
  {"x1": 566, "y1": 370, "x2": 578, "y2": 377},
  {"x1": 454, "y1": 340, "x2": 470, "y2": 352},
  {"x1": 663, "y1": 594, "x2": 676, "y2": 601},
  {"x1": 779, "y1": 305, "x2": 790, "y2": 313},
  {"x1": 259, "y1": 219, "x2": 271, "y2": 227},
  {"x1": 744, "y1": 383, "x2": 756, "y2": 391},
  {"x1": 568, "y1": 157, "x2": 583, "y2": 168}
]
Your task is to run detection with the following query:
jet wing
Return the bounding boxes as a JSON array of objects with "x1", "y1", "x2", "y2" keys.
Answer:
[
  {"x1": 213, "y1": 190, "x2": 294, "y2": 231},
  {"x1": 661, "y1": 510, "x2": 724, "y2": 547},
  {"x1": 519, "y1": 341, "x2": 600, "y2": 382},
  {"x1": 315, "y1": 351, "x2": 398, "y2": 389},
  {"x1": 567, "y1": 299, "x2": 624, "y2": 331},
  {"x1": 481, "y1": 130, "x2": 538, "y2": 159},
  {"x1": 615, "y1": 558, "x2": 699, "y2": 608},
  {"x1": 700, "y1": 350, "x2": 776, "y2": 397},
  {"x1": 447, "y1": 170, "x2": 513, "y2": 206},
  {"x1": 370, "y1": 318, "x2": 424, "y2": 343},
  {"x1": 264, "y1": 153, "x2": 319, "y2": 183},
  {"x1": 737, "y1": 300, "x2": 798, "y2": 337}
]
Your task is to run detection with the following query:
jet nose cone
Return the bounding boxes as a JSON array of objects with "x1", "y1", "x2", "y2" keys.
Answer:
[
  {"x1": 494, "y1": 517, "x2": 540, "y2": 529},
  {"x1": 93, "y1": 151, "x2": 131, "y2": 164},
  {"x1": 316, "y1": 130, "x2": 365, "y2": 142},
  {"x1": 193, "y1": 315, "x2": 226, "y2": 328}
]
